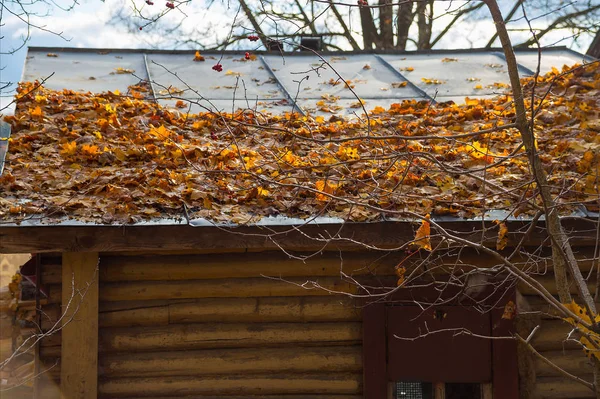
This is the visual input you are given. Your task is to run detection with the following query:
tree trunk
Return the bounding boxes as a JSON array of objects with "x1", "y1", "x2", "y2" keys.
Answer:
[
  {"x1": 587, "y1": 29, "x2": 600, "y2": 58},
  {"x1": 359, "y1": 5, "x2": 380, "y2": 49},
  {"x1": 484, "y1": 0, "x2": 600, "y2": 395},
  {"x1": 378, "y1": 0, "x2": 394, "y2": 49},
  {"x1": 416, "y1": 0, "x2": 433, "y2": 50},
  {"x1": 396, "y1": 1, "x2": 414, "y2": 50}
]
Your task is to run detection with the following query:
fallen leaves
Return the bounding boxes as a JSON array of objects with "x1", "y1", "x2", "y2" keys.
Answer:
[{"x1": 1, "y1": 63, "x2": 598, "y2": 225}]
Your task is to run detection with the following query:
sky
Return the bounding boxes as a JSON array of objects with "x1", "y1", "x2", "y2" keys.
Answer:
[{"x1": 0, "y1": 0, "x2": 595, "y2": 112}]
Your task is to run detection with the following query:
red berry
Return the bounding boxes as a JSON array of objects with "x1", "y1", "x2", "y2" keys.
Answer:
[
  {"x1": 244, "y1": 52, "x2": 250, "y2": 60},
  {"x1": 166, "y1": 2, "x2": 174, "y2": 9},
  {"x1": 146, "y1": 0, "x2": 154, "y2": 4},
  {"x1": 212, "y1": 63, "x2": 223, "y2": 72},
  {"x1": 139, "y1": 27, "x2": 143, "y2": 30},
  {"x1": 247, "y1": 35, "x2": 259, "y2": 42}
]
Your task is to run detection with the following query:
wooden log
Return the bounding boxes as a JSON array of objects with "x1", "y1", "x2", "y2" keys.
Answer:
[
  {"x1": 46, "y1": 285, "x2": 62, "y2": 304},
  {"x1": 5, "y1": 218, "x2": 599, "y2": 254},
  {"x1": 169, "y1": 296, "x2": 362, "y2": 324},
  {"x1": 98, "y1": 373, "x2": 362, "y2": 397},
  {"x1": 39, "y1": 333, "x2": 61, "y2": 348},
  {"x1": 518, "y1": 276, "x2": 595, "y2": 296},
  {"x1": 535, "y1": 375, "x2": 595, "y2": 398},
  {"x1": 61, "y1": 252, "x2": 99, "y2": 399},
  {"x1": 98, "y1": 297, "x2": 361, "y2": 328},
  {"x1": 100, "y1": 277, "x2": 358, "y2": 302},
  {"x1": 521, "y1": 296, "x2": 600, "y2": 319},
  {"x1": 535, "y1": 349, "x2": 593, "y2": 377},
  {"x1": 99, "y1": 322, "x2": 362, "y2": 352},
  {"x1": 40, "y1": 346, "x2": 61, "y2": 358},
  {"x1": 101, "y1": 396, "x2": 362, "y2": 399},
  {"x1": 98, "y1": 251, "x2": 395, "y2": 282},
  {"x1": 530, "y1": 320, "x2": 581, "y2": 351},
  {"x1": 99, "y1": 346, "x2": 362, "y2": 377}
]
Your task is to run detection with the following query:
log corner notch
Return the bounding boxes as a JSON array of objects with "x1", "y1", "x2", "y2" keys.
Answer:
[{"x1": 61, "y1": 252, "x2": 99, "y2": 399}]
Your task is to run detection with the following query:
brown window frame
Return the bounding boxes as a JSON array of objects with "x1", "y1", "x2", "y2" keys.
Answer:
[{"x1": 362, "y1": 290, "x2": 518, "y2": 399}]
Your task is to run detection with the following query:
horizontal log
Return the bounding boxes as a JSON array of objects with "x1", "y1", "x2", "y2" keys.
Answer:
[
  {"x1": 40, "y1": 346, "x2": 61, "y2": 357},
  {"x1": 518, "y1": 276, "x2": 595, "y2": 296},
  {"x1": 100, "y1": 277, "x2": 358, "y2": 302},
  {"x1": 98, "y1": 373, "x2": 362, "y2": 397},
  {"x1": 3, "y1": 218, "x2": 597, "y2": 254},
  {"x1": 101, "y1": 396, "x2": 362, "y2": 399},
  {"x1": 521, "y1": 296, "x2": 600, "y2": 319},
  {"x1": 535, "y1": 350, "x2": 593, "y2": 377},
  {"x1": 99, "y1": 346, "x2": 362, "y2": 377},
  {"x1": 536, "y1": 375, "x2": 595, "y2": 398},
  {"x1": 99, "y1": 322, "x2": 362, "y2": 352},
  {"x1": 98, "y1": 251, "x2": 395, "y2": 282},
  {"x1": 530, "y1": 320, "x2": 581, "y2": 351},
  {"x1": 99, "y1": 297, "x2": 361, "y2": 327}
]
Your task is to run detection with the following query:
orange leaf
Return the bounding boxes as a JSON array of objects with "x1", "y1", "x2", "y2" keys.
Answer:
[
  {"x1": 501, "y1": 300, "x2": 516, "y2": 320},
  {"x1": 495, "y1": 220, "x2": 508, "y2": 250},
  {"x1": 315, "y1": 180, "x2": 337, "y2": 201},
  {"x1": 413, "y1": 214, "x2": 431, "y2": 251}
]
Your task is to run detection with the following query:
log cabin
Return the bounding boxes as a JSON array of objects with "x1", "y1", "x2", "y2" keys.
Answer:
[{"x1": 0, "y1": 47, "x2": 598, "y2": 399}]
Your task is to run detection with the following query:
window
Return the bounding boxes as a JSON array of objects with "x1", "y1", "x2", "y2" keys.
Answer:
[{"x1": 363, "y1": 294, "x2": 518, "y2": 399}]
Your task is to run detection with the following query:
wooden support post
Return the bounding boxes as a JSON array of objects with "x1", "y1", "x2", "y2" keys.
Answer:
[{"x1": 60, "y1": 252, "x2": 99, "y2": 399}]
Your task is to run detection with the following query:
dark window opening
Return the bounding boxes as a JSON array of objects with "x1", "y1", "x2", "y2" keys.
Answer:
[
  {"x1": 446, "y1": 383, "x2": 482, "y2": 399},
  {"x1": 393, "y1": 382, "x2": 482, "y2": 399}
]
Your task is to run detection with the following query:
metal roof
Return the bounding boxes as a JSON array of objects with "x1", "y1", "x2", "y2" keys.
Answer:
[
  {"x1": 20, "y1": 46, "x2": 594, "y2": 115},
  {"x1": 1, "y1": 46, "x2": 595, "y2": 229}
]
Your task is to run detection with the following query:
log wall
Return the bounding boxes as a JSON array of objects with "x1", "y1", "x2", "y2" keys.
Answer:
[
  {"x1": 516, "y1": 247, "x2": 599, "y2": 399},
  {"x1": 35, "y1": 247, "x2": 600, "y2": 399},
  {"x1": 39, "y1": 250, "x2": 380, "y2": 398}
]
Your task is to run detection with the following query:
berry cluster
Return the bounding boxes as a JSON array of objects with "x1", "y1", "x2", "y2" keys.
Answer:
[
  {"x1": 166, "y1": 2, "x2": 174, "y2": 9},
  {"x1": 247, "y1": 35, "x2": 259, "y2": 42},
  {"x1": 212, "y1": 63, "x2": 223, "y2": 72},
  {"x1": 357, "y1": 0, "x2": 368, "y2": 6},
  {"x1": 245, "y1": 52, "x2": 251, "y2": 60}
]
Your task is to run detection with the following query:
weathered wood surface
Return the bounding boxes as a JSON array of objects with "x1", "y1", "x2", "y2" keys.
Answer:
[
  {"x1": 100, "y1": 396, "x2": 362, "y2": 399},
  {"x1": 99, "y1": 322, "x2": 362, "y2": 352},
  {"x1": 60, "y1": 252, "x2": 99, "y2": 399},
  {"x1": 535, "y1": 375, "x2": 595, "y2": 398},
  {"x1": 535, "y1": 350, "x2": 592, "y2": 377},
  {"x1": 2, "y1": 218, "x2": 597, "y2": 254},
  {"x1": 101, "y1": 297, "x2": 361, "y2": 327},
  {"x1": 518, "y1": 276, "x2": 595, "y2": 296},
  {"x1": 98, "y1": 373, "x2": 362, "y2": 397},
  {"x1": 99, "y1": 346, "x2": 362, "y2": 377},
  {"x1": 100, "y1": 277, "x2": 357, "y2": 301},
  {"x1": 530, "y1": 319, "x2": 581, "y2": 351},
  {"x1": 98, "y1": 252, "x2": 396, "y2": 281},
  {"x1": 522, "y1": 296, "x2": 600, "y2": 319}
]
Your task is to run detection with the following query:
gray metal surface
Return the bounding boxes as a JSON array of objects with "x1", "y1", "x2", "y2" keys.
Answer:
[
  {"x1": 0, "y1": 121, "x2": 9, "y2": 176},
  {"x1": 23, "y1": 49, "x2": 148, "y2": 93}
]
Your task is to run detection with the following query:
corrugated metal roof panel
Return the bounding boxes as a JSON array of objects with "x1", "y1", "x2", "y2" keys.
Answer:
[{"x1": 23, "y1": 49, "x2": 148, "y2": 93}]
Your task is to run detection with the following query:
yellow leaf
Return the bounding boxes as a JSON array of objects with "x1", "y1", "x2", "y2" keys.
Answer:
[
  {"x1": 225, "y1": 70, "x2": 241, "y2": 76},
  {"x1": 257, "y1": 187, "x2": 270, "y2": 197},
  {"x1": 413, "y1": 214, "x2": 432, "y2": 251},
  {"x1": 60, "y1": 141, "x2": 77, "y2": 156},
  {"x1": 30, "y1": 106, "x2": 43, "y2": 118}
]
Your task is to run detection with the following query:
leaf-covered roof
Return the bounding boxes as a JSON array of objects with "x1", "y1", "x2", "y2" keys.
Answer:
[{"x1": 0, "y1": 63, "x2": 598, "y2": 225}]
